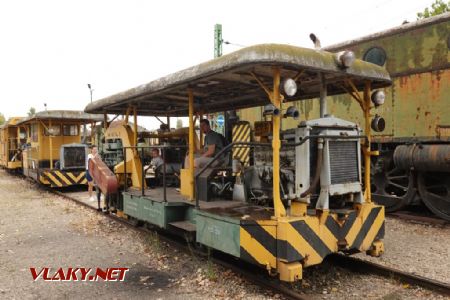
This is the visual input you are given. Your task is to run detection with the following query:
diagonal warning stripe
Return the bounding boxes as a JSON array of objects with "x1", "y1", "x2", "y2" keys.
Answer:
[
  {"x1": 325, "y1": 215, "x2": 342, "y2": 241},
  {"x1": 241, "y1": 221, "x2": 277, "y2": 257},
  {"x1": 277, "y1": 239, "x2": 304, "y2": 262},
  {"x1": 352, "y1": 207, "x2": 382, "y2": 249},
  {"x1": 66, "y1": 172, "x2": 78, "y2": 182},
  {"x1": 75, "y1": 172, "x2": 86, "y2": 183},
  {"x1": 54, "y1": 170, "x2": 73, "y2": 185},
  {"x1": 240, "y1": 227, "x2": 276, "y2": 267},
  {"x1": 290, "y1": 220, "x2": 332, "y2": 259},
  {"x1": 285, "y1": 223, "x2": 322, "y2": 266},
  {"x1": 359, "y1": 207, "x2": 384, "y2": 250},
  {"x1": 45, "y1": 172, "x2": 63, "y2": 187}
]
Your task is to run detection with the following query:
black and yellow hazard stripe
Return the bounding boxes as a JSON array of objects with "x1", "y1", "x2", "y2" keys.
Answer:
[
  {"x1": 239, "y1": 220, "x2": 277, "y2": 268},
  {"x1": 278, "y1": 218, "x2": 336, "y2": 267},
  {"x1": 232, "y1": 122, "x2": 251, "y2": 169},
  {"x1": 347, "y1": 206, "x2": 385, "y2": 251},
  {"x1": 39, "y1": 170, "x2": 87, "y2": 187},
  {"x1": 239, "y1": 204, "x2": 385, "y2": 269}
]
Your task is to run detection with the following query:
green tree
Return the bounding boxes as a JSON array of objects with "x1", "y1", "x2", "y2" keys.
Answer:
[
  {"x1": 417, "y1": 0, "x2": 450, "y2": 19},
  {"x1": 176, "y1": 118, "x2": 183, "y2": 129},
  {"x1": 0, "y1": 113, "x2": 5, "y2": 125},
  {"x1": 28, "y1": 107, "x2": 36, "y2": 117}
]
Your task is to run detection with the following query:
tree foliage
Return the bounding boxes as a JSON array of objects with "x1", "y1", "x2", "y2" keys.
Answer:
[
  {"x1": 0, "y1": 113, "x2": 5, "y2": 125},
  {"x1": 28, "y1": 107, "x2": 36, "y2": 117},
  {"x1": 417, "y1": 0, "x2": 450, "y2": 19}
]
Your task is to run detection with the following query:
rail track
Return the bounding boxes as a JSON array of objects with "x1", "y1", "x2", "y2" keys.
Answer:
[
  {"x1": 51, "y1": 188, "x2": 450, "y2": 299},
  {"x1": 387, "y1": 211, "x2": 449, "y2": 227}
]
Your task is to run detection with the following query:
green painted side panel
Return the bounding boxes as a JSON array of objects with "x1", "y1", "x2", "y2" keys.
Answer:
[
  {"x1": 195, "y1": 210, "x2": 240, "y2": 257},
  {"x1": 184, "y1": 206, "x2": 196, "y2": 223},
  {"x1": 123, "y1": 193, "x2": 140, "y2": 218},
  {"x1": 140, "y1": 199, "x2": 166, "y2": 227},
  {"x1": 123, "y1": 192, "x2": 191, "y2": 228}
]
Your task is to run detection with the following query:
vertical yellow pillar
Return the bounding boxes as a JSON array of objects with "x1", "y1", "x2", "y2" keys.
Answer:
[
  {"x1": 133, "y1": 107, "x2": 138, "y2": 147},
  {"x1": 16, "y1": 126, "x2": 20, "y2": 151},
  {"x1": 188, "y1": 89, "x2": 195, "y2": 201},
  {"x1": 199, "y1": 111, "x2": 204, "y2": 148},
  {"x1": 49, "y1": 120, "x2": 53, "y2": 169},
  {"x1": 272, "y1": 67, "x2": 286, "y2": 218},
  {"x1": 363, "y1": 81, "x2": 372, "y2": 202}
]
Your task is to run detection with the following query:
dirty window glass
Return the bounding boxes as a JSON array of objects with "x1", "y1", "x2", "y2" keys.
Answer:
[
  {"x1": 363, "y1": 47, "x2": 386, "y2": 66},
  {"x1": 31, "y1": 124, "x2": 38, "y2": 142},
  {"x1": 63, "y1": 124, "x2": 79, "y2": 136},
  {"x1": 44, "y1": 125, "x2": 61, "y2": 136}
]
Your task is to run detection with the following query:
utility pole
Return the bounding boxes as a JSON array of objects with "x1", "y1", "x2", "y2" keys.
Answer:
[
  {"x1": 87, "y1": 83, "x2": 93, "y2": 103},
  {"x1": 213, "y1": 24, "x2": 237, "y2": 138},
  {"x1": 212, "y1": 24, "x2": 225, "y2": 134},
  {"x1": 214, "y1": 24, "x2": 223, "y2": 58}
]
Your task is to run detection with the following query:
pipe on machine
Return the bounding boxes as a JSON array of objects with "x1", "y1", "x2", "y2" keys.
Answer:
[{"x1": 394, "y1": 144, "x2": 450, "y2": 173}]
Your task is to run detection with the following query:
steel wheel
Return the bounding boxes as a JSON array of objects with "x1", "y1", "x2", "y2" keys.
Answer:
[
  {"x1": 417, "y1": 172, "x2": 450, "y2": 221},
  {"x1": 371, "y1": 151, "x2": 416, "y2": 212}
]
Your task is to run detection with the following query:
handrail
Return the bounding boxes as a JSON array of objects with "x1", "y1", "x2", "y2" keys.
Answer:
[
  {"x1": 120, "y1": 134, "x2": 366, "y2": 206},
  {"x1": 122, "y1": 144, "x2": 187, "y2": 201}
]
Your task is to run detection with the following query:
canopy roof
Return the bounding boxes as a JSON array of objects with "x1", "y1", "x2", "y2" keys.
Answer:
[
  {"x1": 17, "y1": 110, "x2": 104, "y2": 125},
  {"x1": 0, "y1": 117, "x2": 24, "y2": 129},
  {"x1": 85, "y1": 44, "x2": 391, "y2": 117}
]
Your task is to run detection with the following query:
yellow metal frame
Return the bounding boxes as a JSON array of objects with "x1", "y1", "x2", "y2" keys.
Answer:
[
  {"x1": 105, "y1": 118, "x2": 144, "y2": 189},
  {"x1": 188, "y1": 89, "x2": 195, "y2": 201},
  {"x1": 270, "y1": 67, "x2": 286, "y2": 218},
  {"x1": 343, "y1": 79, "x2": 380, "y2": 202}
]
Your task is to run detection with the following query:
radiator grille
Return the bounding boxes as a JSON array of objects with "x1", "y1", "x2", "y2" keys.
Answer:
[
  {"x1": 62, "y1": 147, "x2": 86, "y2": 169},
  {"x1": 329, "y1": 141, "x2": 359, "y2": 184}
]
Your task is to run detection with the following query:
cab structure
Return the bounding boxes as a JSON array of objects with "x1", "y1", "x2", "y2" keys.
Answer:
[
  {"x1": 17, "y1": 110, "x2": 103, "y2": 187},
  {"x1": 85, "y1": 44, "x2": 391, "y2": 281},
  {"x1": 0, "y1": 117, "x2": 26, "y2": 172}
]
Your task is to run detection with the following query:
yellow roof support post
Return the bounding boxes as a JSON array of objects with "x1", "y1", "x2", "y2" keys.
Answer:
[
  {"x1": 363, "y1": 81, "x2": 372, "y2": 202},
  {"x1": 188, "y1": 89, "x2": 195, "y2": 201},
  {"x1": 271, "y1": 67, "x2": 286, "y2": 218},
  {"x1": 199, "y1": 111, "x2": 204, "y2": 148},
  {"x1": 49, "y1": 119, "x2": 53, "y2": 169},
  {"x1": 16, "y1": 126, "x2": 20, "y2": 151},
  {"x1": 133, "y1": 106, "x2": 138, "y2": 148}
]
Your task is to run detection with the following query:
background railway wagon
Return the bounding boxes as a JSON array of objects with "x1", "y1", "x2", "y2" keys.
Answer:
[
  {"x1": 0, "y1": 117, "x2": 26, "y2": 171},
  {"x1": 17, "y1": 110, "x2": 102, "y2": 187},
  {"x1": 238, "y1": 13, "x2": 450, "y2": 220}
]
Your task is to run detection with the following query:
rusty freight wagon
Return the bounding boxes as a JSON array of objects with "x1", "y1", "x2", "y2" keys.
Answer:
[{"x1": 240, "y1": 13, "x2": 450, "y2": 220}]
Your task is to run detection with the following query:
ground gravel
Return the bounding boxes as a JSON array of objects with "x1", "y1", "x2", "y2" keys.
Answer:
[
  {"x1": 0, "y1": 169, "x2": 448, "y2": 299},
  {"x1": 354, "y1": 216, "x2": 450, "y2": 284}
]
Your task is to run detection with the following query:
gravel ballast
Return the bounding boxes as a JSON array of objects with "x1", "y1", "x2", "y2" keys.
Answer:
[{"x1": 0, "y1": 169, "x2": 448, "y2": 299}]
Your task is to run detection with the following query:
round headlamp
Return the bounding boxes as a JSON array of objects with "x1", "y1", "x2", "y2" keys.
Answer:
[
  {"x1": 371, "y1": 90, "x2": 385, "y2": 106},
  {"x1": 283, "y1": 78, "x2": 297, "y2": 97}
]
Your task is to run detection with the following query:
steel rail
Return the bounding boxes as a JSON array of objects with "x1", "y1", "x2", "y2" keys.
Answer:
[
  {"x1": 327, "y1": 254, "x2": 450, "y2": 296},
  {"x1": 387, "y1": 211, "x2": 449, "y2": 227}
]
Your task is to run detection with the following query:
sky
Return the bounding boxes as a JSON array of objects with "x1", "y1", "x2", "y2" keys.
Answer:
[{"x1": 0, "y1": 0, "x2": 434, "y2": 130}]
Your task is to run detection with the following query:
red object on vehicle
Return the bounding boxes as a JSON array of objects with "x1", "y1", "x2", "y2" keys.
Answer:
[{"x1": 88, "y1": 156, "x2": 118, "y2": 195}]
